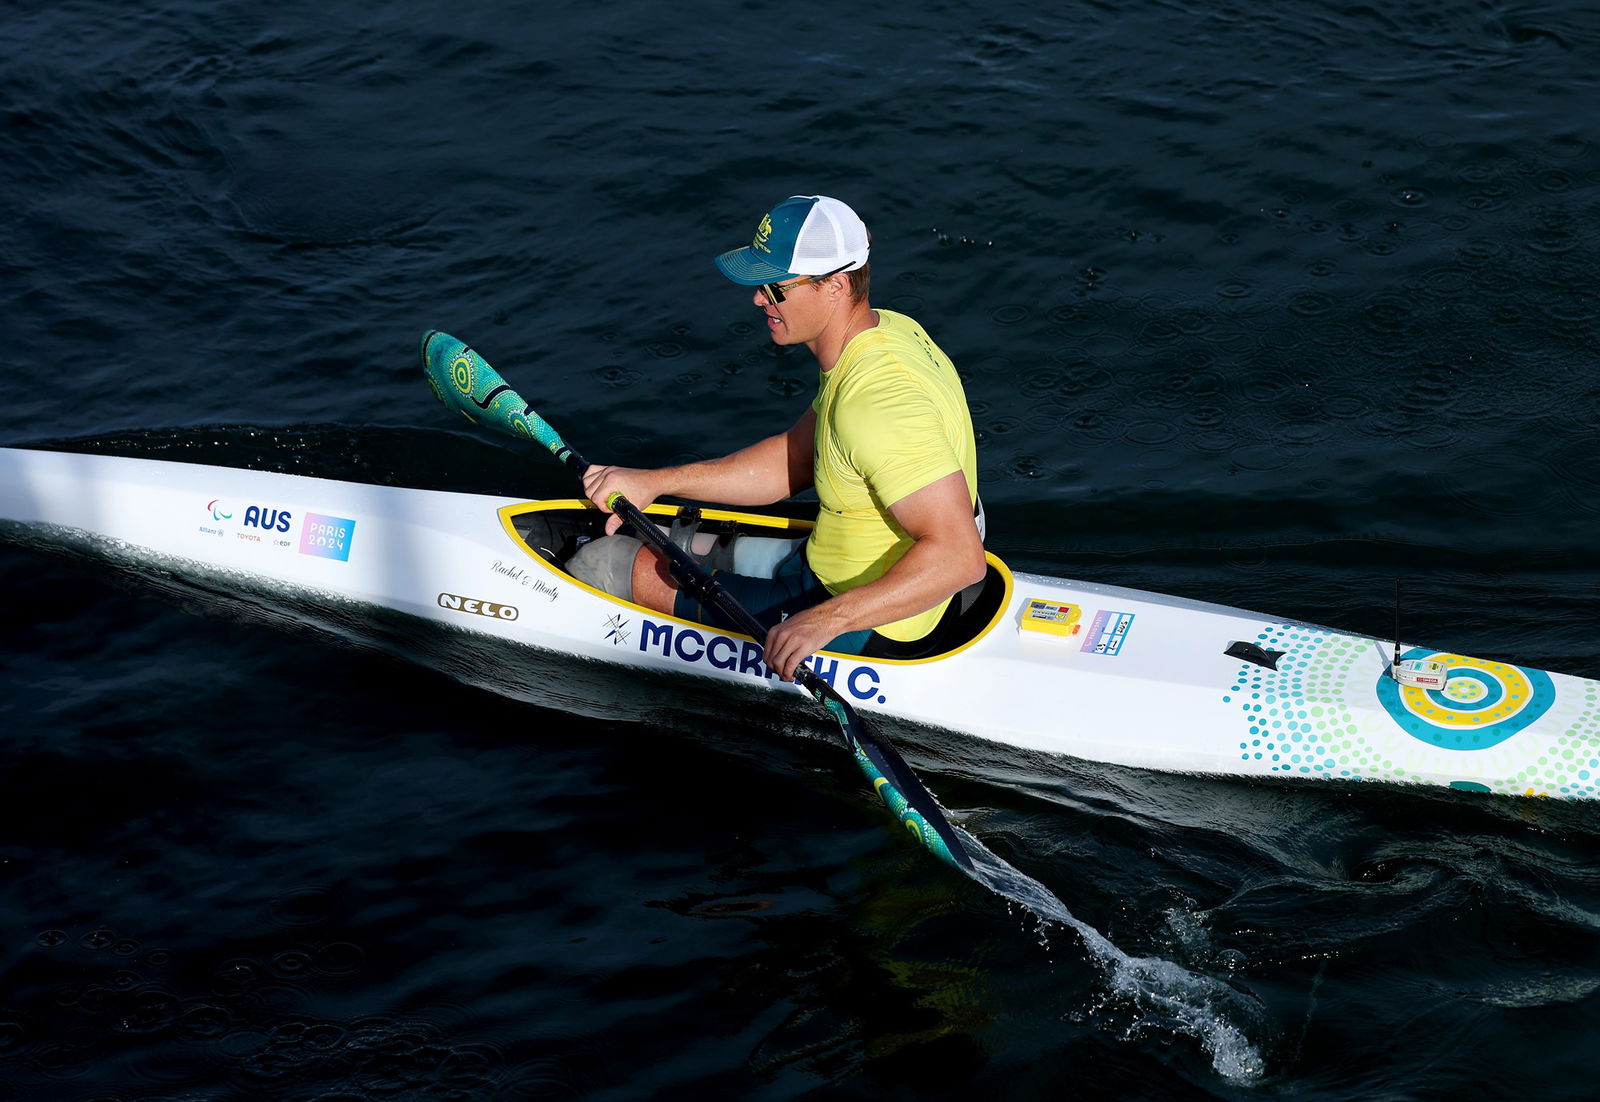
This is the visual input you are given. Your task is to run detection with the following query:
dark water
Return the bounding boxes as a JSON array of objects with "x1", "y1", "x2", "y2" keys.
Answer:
[{"x1": 4, "y1": 0, "x2": 1599, "y2": 1097}]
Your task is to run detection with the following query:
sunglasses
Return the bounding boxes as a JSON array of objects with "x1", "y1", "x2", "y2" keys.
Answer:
[{"x1": 758, "y1": 264, "x2": 850, "y2": 307}]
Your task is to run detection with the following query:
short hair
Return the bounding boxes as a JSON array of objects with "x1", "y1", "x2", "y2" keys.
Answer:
[{"x1": 843, "y1": 263, "x2": 871, "y2": 304}]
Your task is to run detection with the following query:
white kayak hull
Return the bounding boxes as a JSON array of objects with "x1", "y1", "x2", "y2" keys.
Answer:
[{"x1": 3, "y1": 446, "x2": 1596, "y2": 800}]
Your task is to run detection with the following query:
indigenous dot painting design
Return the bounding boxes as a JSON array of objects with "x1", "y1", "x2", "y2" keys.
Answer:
[
  {"x1": 1377, "y1": 646, "x2": 1552, "y2": 750},
  {"x1": 1223, "y1": 625, "x2": 1600, "y2": 797},
  {"x1": 421, "y1": 331, "x2": 569, "y2": 455}
]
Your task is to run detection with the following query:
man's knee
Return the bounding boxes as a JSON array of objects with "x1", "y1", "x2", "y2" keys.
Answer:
[{"x1": 566, "y1": 535, "x2": 643, "y2": 601}]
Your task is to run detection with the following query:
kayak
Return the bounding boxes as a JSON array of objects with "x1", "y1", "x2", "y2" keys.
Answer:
[{"x1": 3, "y1": 444, "x2": 1597, "y2": 800}]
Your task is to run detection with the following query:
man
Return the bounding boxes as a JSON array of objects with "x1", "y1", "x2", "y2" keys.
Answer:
[{"x1": 571, "y1": 194, "x2": 984, "y2": 681}]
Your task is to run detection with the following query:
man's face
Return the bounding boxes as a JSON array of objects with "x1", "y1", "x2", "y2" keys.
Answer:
[{"x1": 755, "y1": 274, "x2": 834, "y2": 346}]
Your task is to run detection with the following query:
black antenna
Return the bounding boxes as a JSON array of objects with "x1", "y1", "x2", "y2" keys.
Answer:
[{"x1": 1392, "y1": 578, "x2": 1402, "y2": 682}]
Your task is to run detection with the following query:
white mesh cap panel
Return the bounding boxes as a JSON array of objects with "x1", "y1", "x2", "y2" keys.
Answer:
[{"x1": 790, "y1": 195, "x2": 870, "y2": 273}]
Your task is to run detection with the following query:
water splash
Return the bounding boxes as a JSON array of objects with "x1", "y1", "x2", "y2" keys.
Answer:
[{"x1": 963, "y1": 829, "x2": 1269, "y2": 1082}]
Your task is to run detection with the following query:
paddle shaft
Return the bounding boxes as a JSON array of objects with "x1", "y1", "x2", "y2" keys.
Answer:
[{"x1": 552, "y1": 447, "x2": 838, "y2": 697}]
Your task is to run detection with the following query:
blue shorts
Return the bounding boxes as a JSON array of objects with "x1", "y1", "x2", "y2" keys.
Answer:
[{"x1": 673, "y1": 542, "x2": 874, "y2": 656}]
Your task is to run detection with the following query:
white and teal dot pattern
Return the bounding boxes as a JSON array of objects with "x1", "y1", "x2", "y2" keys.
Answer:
[{"x1": 1222, "y1": 625, "x2": 1600, "y2": 797}]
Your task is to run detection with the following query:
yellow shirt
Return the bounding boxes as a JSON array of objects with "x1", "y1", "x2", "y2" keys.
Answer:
[{"x1": 808, "y1": 310, "x2": 979, "y2": 642}]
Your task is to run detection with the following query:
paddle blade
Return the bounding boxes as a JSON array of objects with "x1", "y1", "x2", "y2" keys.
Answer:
[
  {"x1": 820, "y1": 696, "x2": 973, "y2": 873},
  {"x1": 420, "y1": 330, "x2": 575, "y2": 464}
]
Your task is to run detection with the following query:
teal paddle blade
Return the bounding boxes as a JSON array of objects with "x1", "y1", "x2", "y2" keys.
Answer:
[
  {"x1": 421, "y1": 330, "x2": 574, "y2": 462},
  {"x1": 821, "y1": 696, "x2": 971, "y2": 872}
]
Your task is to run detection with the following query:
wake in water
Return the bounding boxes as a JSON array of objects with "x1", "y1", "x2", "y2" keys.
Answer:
[{"x1": 961, "y1": 827, "x2": 1269, "y2": 1082}]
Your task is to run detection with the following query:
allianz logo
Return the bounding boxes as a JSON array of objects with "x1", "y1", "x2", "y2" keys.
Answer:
[{"x1": 437, "y1": 592, "x2": 520, "y2": 621}]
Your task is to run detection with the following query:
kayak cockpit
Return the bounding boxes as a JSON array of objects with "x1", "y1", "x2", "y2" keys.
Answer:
[{"x1": 501, "y1": 499, "x2": 1010, "y2": 663}]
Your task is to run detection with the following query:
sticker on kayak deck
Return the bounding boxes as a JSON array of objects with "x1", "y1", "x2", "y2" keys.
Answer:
[
  {"x1": 1080, "y1": 610, "x2": 1135, "y2": 656},
  {"x1": 637, "y1": 617, "x2": 888, "y2": 703},
  {"x1": 603, "y1": 613, "x2": 631, "y2": 646},
  {"x1": 198, "y1": 498, "x2": 232, "y2": 537},
  {"x1": 437, "y1": 593, "x2": 519, "y2": 621},
  {"x1": 299, "y1": 513, "x2": 357, "y2": 561},
  {"x1": 199, "y1": 499, "x2": 296, "y2": 549}
]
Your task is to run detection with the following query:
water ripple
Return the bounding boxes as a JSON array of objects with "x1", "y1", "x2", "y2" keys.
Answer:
[
  {"x1": 1124, "y1": 419, "x2": 1179, "y2": 446},
  {"x1": 1048, "y1": 302, "x2": 1110, "y2": 336},
  {"x1": 1051, "y1": 361, "x2": 1114, "y2": 395},
  {"x1": 1227, "y1": 444, "x2": 1291, "y2": 472},
  {"x1": 1286, "y1": 289, "x2": 1334, "y2": 317},
  {"x1": 595, "y1": 365, "x2": 642, "y2": 389},
  {"x1": 1070, "y1": 409, "x2": 1124, "y2": 441},
  {"x1": 1442, "y1": 452, "x2": 1569, "y2": 518},
  {"x1": 1024, "y1": 402, "x2": 1072, "y2": 432},
  {"x1": 1007, "y1": 454, "x2": 1048, "y2": 479},
  {"x1": 1020, "y1": 369, "x2": 1062, "y2": 398},
  {"x1": 1455, "y1": 237, "x2": 1508, "y2": 266},
  {"x1": 1237, "y1": 369, "x2": 1307, "y2": 404}
]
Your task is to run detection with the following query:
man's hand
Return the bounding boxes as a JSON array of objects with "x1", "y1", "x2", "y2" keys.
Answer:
[
  {"x1": 580, "y1": 465, "x2": 660, "y2": 535},
  {"x1": 763, "y1": 470, "x2": 985, "y2": 680},
  {"x1": 763, "y1": 602, "x2": 847, "y2": 682}
]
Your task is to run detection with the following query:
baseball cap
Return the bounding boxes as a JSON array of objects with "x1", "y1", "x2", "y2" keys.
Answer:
[{"x1": 714, "y1": 195, "x2": 870, "y2": 285}]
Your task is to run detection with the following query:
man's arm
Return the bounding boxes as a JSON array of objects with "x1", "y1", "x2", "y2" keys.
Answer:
[
  {"x1": 762, "y1": 469, "x2": 986, "y2": 680},
  {"x1": 581, "y1": 408, "x2": 816, "y2": 533}
]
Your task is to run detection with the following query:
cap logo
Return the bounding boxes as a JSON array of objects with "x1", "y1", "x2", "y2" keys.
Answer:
[{"x1": 751, "y1": 214, "x2": 773, "y2": 254}]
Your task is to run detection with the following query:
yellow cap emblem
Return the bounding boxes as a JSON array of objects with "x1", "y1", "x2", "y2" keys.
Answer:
[{"x1": 752, "y1": 214, "x2": 773, "y2": 254}]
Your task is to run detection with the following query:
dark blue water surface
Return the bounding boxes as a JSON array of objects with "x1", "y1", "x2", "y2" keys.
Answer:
[{"x1": 4, "y1": 1, "x2": 1599, "y2": 1098}]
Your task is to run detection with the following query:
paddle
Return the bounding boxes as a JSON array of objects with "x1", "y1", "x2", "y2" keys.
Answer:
[{"x1": 421, "y1": 329, "x2": 974, "y2": 874}]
